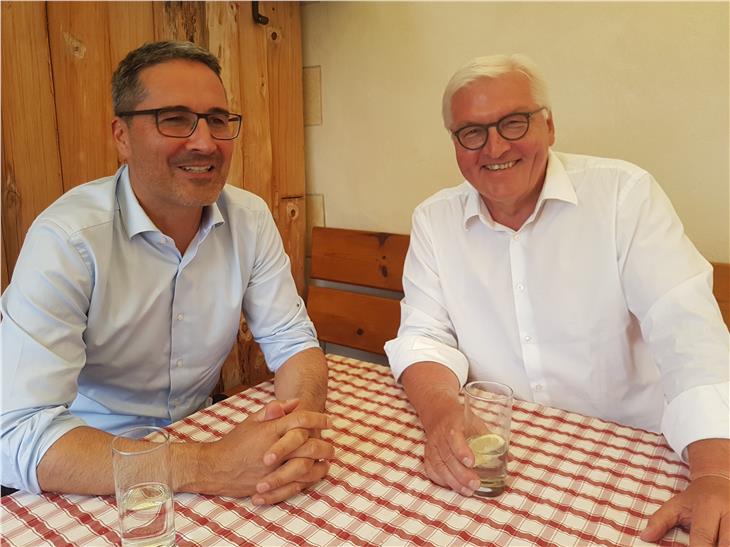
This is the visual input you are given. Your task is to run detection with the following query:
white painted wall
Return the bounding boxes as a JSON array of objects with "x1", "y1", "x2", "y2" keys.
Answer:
[{"x1": 302, "y1": 1, "x2": 729, "y2": 262}]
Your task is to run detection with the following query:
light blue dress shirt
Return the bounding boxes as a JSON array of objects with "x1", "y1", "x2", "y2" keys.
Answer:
[{"x1": 1, "y1": 166, "x2": 319, "y2": 493}]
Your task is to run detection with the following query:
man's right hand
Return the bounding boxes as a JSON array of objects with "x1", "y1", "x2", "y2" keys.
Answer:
[
  {"x1": 421, "y1": 398, "x2": 481, "y2": 496},
  {"x1": 183, "y1": 399, "x2": 333, "y2": 501},
  {"x1": 400, "y1": 362, "x2": 481, "y2": 497}
]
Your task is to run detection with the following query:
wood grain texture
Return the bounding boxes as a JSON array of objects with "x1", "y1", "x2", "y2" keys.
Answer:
[
  {"x1": 310, "y1": 227, "x2": 410, "y2": 291},
  {"x1": 1, "y1": 2, "x2": 64, "y2": 286},
  {"x1": 107, "y1": 2, "x2": 155, "y2": 70},
  {"x1": 153, "y1": 1, "x2": 208, "y2": 44},
  {"x1": 47, "y1": 2, "x2": 118, "y2": 190},
  {"x1": 264, "y1": 2, "x2": 305, "y2": 199},
  {"x1": 238, "y1": 0, "x2": 273, "y2": 207},
  {"x1": 307, "y1": 286, "x2": 401, "y2": 355},
  {"x1": 711, "y1": 262, "x2": 730, "y2": 327},
  {"x1": 279, "y1": 197, "x2": 306, "y2": 295},
  {"x1": 207, "y1": 1, "x2": 244, "y2": 189}
]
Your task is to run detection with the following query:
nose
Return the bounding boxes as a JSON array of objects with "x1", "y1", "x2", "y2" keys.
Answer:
[
  {"x1": 481, "y1": 126, "x2": 510, "y2": 158},
  {"x1": 185, "y1": 118, "x2": 217, "y2": 154}
]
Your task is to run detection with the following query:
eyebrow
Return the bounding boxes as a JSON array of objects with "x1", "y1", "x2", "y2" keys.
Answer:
[{"x1": 162, "y1": 105, "x2": 232, "y2": 115}]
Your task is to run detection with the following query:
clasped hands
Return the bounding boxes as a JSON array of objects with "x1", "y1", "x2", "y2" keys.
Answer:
[{"x1": 194, "y1": 398, "x2": 334, "y2": 504}]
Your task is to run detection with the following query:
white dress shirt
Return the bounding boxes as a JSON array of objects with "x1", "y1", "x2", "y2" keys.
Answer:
[
  {"x1": 385, "y1": 151, "x2": 729, "y2": 458},
  {"x1": 1, "y1": 166, "x2": 319, "y2": 493}
]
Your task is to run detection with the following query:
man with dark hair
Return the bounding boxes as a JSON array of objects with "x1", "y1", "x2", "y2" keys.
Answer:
[{"x1": 1, "y1": 41, "x2": 332, "y2": 503}]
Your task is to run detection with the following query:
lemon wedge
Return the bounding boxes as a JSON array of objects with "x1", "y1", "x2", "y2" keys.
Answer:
[{"x1": 468, "y1": 434, "x2": 506, "y2": 468}]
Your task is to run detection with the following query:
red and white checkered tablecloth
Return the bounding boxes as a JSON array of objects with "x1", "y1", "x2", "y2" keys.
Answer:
[{"x1": 1, "y1": 355, "x2": 690, "y2": 546}]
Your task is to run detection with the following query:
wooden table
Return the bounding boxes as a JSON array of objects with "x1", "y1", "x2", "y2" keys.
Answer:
[{"x1": 1, "y1": 355, "x2": 690, "y2": 546}]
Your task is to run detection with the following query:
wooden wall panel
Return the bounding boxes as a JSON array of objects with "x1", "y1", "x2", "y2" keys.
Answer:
[
  {"x1": 279, "y1": 197, "x2": 306, "y2": 296},
  {"x1": 47, "y1": 2, "x2": 118, "y2": 190},
  {"x1": 107, "y1": 3, "x2": 156, "y2": 70},
  {"x1": 265, "y1": 2, "x2": 305, "y2": 200},
  {"x1": 153, "y1": 1, "x2": 208, "y2": 44},
  {"x1": 238, "y1": 1, "x2": 273, "y2": 207},
  {"x1": 1, "y1": 2, "x2": 64, "y2": 282},
  {"x1": 207, "y1": 2, "x2": 244, "y2": 189}
]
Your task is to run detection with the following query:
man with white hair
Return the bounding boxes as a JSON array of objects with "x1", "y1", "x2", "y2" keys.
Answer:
[{"x1": 385, "y1": 54, "x2": 729, "y2": 545}]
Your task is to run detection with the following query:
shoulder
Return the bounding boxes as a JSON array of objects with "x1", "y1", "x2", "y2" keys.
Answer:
[
  {"x1": 557, "y1": 151, "x2": 651, "y2": 183},
  {"x1": 31, "y1": 174, "x2": 119, "y2": 237},
  {"x1": 218, "y1": 184, "x2": 271, "y2": 216},
  {"x1": 414, "y1": 182, "x2": 472, "y2": 217}
]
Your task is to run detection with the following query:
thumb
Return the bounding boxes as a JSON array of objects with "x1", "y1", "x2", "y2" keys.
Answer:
[{"x1": 640, "y1": 499, "x2": 680, "y2": 542}]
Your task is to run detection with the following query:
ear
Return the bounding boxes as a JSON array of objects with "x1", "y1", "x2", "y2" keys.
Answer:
[
  {"x1": 112, "y1": 117, "x2": 131, "y2": 161},
  {"x1": 545, "y1": 110, "x2": 556, "y2": 147}
]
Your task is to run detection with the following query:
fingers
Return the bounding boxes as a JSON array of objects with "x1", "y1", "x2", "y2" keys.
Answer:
[
  {"x1": 273, "y1": 410, "x2": 332, "y2": 437},
  {"x1": 425, "y1": 440, "x2": 480, "y2": 496},
  {"x1": 263, "y1": 428, "x2": 310, "y2": 465},
  {"x1": 285, "y1": 438, "x2": 335, "y2": 462},
  {"x1": 258, "y1": 399, "x2": 300, "y2": 422},
  {"x1": 719, "y1": 511, "x2": 730, "y2": 547},
  {"x1": 640, "y1": 499, "x2": 680, "y2": 542},
  {"x1": 438, "y1": 429, "x2": 480, "y2": 493},
  {"x1": 252, "y1": 459, "x2": 330, "y2": 505}
]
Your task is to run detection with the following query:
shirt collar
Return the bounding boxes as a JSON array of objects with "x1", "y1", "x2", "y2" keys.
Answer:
[
  {"x1": 116, "y1": 164, "x2": 225, "y2": 239},
  {"x1": 462, "y1": 149, "x2": 577, "y2": 229}
]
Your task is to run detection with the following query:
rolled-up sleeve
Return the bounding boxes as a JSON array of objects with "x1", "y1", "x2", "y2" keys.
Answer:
[
  {"x1": 1, "y1": 221, "x2": 91, "y2": 493},
  {"x1": 242, "y1": 209, "x2": 320, "y2": 371},
  {"x1": 617, "y1": 172, "x2": 730, "y2": 457},
  {"x1": 385, "y1": 208, "x2": 470, "y2": 385}
]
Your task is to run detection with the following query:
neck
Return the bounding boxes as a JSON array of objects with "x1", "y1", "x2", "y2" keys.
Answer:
[{"x1": 150, "y1": 207, "x2": 203, "y2": 254}]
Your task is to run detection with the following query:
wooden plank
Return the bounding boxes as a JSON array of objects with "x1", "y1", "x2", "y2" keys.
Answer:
[
  {"x1": 1, "y1": 2, "x2": 64, "y2": 282},
  {"x1": 207, "y1": 1, "x2": 244, "y2": 189},
  {"x1": 107, "y1": 3, "x2": 155, "y2": 71},
  {"x1": 153, "y1": 1, "x2": 208, "y2": 44},
  {"x1": 711, "y1": 262, "x2": 730, "y2": 327},
  {"x1": 311, "y1": 227, "x2": 410, "y2": 291},
  {"x1": 238, "y1": 1, "x2": 273, "y2": 207},
  {"x1": 47, "y1": 2, "x2": 118, "y2": 190},
  {"x1": 264, "y1": 1, "x2": 305, "y2": 199},
  {"x1": 279, "y1": 197, "x2": 306, "y2": 296},
  {"x1": 307, "y1": 286, "x2": 401, "y2": 355}
]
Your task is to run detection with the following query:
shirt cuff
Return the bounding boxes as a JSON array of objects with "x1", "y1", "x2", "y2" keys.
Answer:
[
  {"x1": 661, "y1": 381, "x2": 730, "y2": 460},
  {"x1": 385, "y1": 335, "x2": 470, "y2": 386}
]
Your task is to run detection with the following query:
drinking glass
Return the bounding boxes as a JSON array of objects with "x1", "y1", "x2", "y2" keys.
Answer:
[
  {"x1": 463, "y1": 381, "x2": 513, "y2": 497},
  {"x1": 111, "y1": 426, "x2": 175, "y2": 547}
]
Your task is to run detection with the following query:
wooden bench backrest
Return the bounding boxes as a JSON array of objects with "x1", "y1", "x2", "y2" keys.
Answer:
[
  {"x1": 308, "y1": 227, "x2": 409, "y2": 355},
  {"x1": 712, "y1": 262, "x2": 730, "y2": 327}
]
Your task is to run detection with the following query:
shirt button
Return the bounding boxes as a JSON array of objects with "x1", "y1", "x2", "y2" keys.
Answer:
[
  {"x1": 176, "y1": 359, "x2": 183, "y2": 368},
  {"x1": 524, "y1": 335, "x2": 532, "y2": 342},
  {"x1": 516, "y1": 283, "x2": 525, "y2": 291},
  {"x1": 513, "y1": 234, "x2": 520, "y2": 240},
  {"x1": 176, "y1": 313, "x2": 184, "y2": 321},
  {"x1": 534, "y1": 384, "x2": 543, "y2": 392}
]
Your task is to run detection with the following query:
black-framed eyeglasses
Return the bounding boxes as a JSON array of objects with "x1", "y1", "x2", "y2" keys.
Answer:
[
  {"x1": 452, "y1": 107, "x2": 547, "y2": 150},
  {"x1": 116, "y1": 107, "x2": 243, "y2": 140}
]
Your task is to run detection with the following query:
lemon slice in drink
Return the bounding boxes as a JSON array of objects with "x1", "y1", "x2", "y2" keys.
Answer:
[{"x1": 468, "y1": 434, "x2": 506, "y2": 468}]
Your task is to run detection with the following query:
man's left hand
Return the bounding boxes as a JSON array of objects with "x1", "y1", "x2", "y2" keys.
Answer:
[{"x1": 640, "y1": 475, "x2": 730, "y2": 546}]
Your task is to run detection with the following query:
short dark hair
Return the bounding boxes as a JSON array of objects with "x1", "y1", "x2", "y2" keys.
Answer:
[{"x1": 112, "y1": 41, "x2": 222, "y2": 114}]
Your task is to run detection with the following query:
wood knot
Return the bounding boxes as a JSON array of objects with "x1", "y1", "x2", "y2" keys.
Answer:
[
  {"x1": 63, "y1": 32, "x2": 86, "y2": 59},
  {"x1": 356, "y1": 328, "x2": 364, "y2": 336},
  {"x1": 379, "y1": 265, "x2": 389, "y2": 278}
]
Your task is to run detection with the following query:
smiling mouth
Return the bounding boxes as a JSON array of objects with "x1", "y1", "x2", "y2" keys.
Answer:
[
  {"x1": 180, "y1": 165, "x2": 214, "y2": 173},
  {"x1": 483, "y1": 160, "x2": 518, "y2": 171}
]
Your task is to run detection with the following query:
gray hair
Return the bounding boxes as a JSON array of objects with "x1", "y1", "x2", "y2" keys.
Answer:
[
  {"x1": 112, "y1": 41, "x2": 222, "y2": 114},
  {"x1": 442, "y1": 53, "x2": 551, "y2": 129}
]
